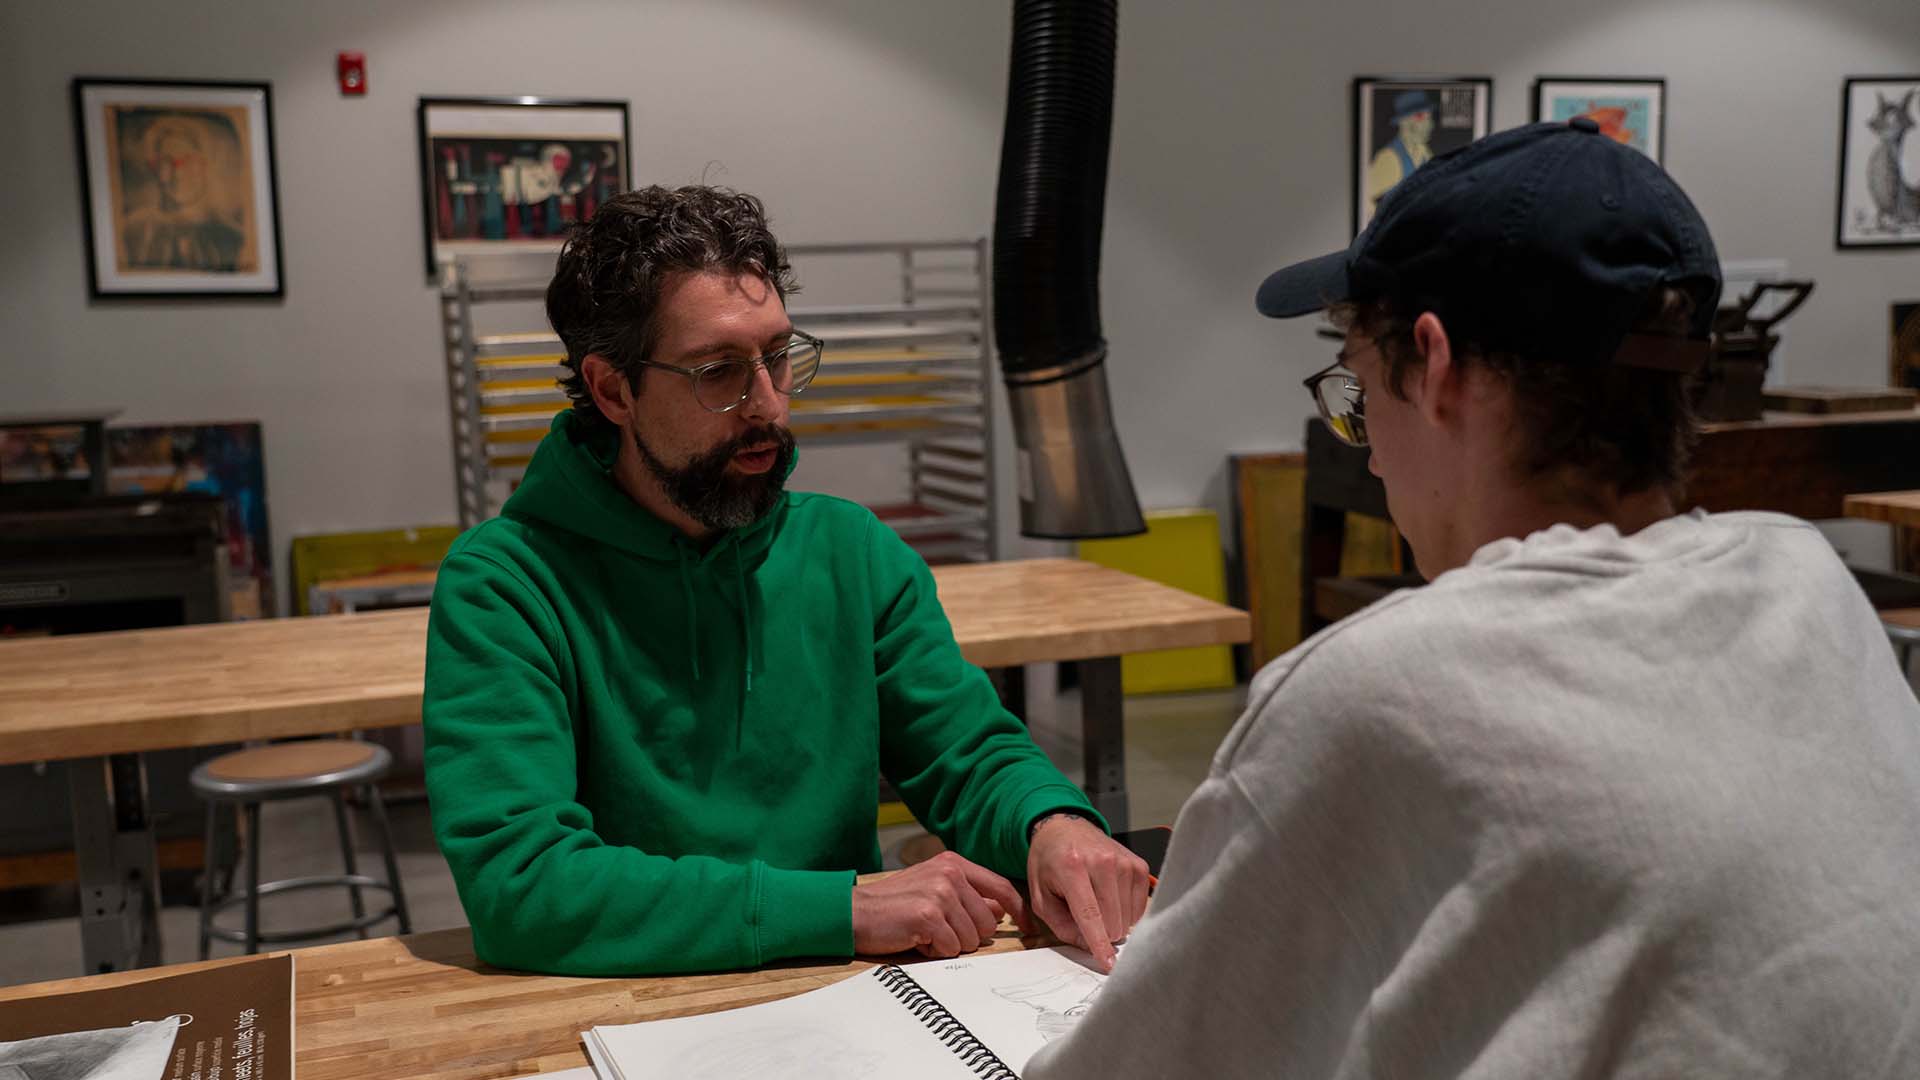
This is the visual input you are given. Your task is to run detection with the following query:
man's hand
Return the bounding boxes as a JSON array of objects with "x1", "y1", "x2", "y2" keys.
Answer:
[
  {"x1": 1025, "y1": 815, "x2": 1151, "y2": 972},
  {"x1": 852, "y1": 851, "x2": 1029, "y2": 958}
]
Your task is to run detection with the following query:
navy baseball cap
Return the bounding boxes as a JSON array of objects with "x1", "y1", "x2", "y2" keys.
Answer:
[{"x1": 1257, "y1": 118, "x2": 1723, "y2": 373}]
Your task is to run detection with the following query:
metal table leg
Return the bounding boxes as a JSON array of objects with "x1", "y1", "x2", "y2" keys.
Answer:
[
  {"x1": 69, "y1": 754, "x2": 163, "y2": 973},
  {"x1": 1077, "y1": 656, "x2": 1128, "y2": 833},
  {"x1": 993, "y1": 664, "x2": 1029, "y2": 724}
]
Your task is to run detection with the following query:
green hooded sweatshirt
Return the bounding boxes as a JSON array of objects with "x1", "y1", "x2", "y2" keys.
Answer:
[{"x1": 422, "y1": 411, "x2": 1101, "y2": 976}]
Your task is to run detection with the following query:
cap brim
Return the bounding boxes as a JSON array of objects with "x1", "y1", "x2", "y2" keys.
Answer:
[{"x1": 1255, "y1": 250, "x2": 1351, "y2": 319}]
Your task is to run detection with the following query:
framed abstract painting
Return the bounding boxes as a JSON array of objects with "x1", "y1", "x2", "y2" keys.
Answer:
[
  {"x1": 71, "y1": 78, "x2": 284, "y2": 298},
  {"x1": 416, "y1": 96, "x2": 631, "y2": 279},
  {"x1": 1532, "y1": 76, "x2": 1666, "y2": 165}
]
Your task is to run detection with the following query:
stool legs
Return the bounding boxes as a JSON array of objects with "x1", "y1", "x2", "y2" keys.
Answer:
[
  {"x1": 330, "y1": 791, "x2": 368, "y2": 939},
  {"x1": 198, "y1": 801, "x2": 219, "y2": 961},
  {"x1": 367, "y1": 784, "x2": 411, "y2": 934},
  {"x1": 244, "y1": 802, "x2": 262, "y2": 955},
  {"x1": 195, "y1": 789, "x2": 410, "y2": 956}
]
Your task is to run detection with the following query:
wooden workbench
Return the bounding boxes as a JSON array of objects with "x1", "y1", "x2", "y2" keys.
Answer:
[
  {"x1": 0, "y1": 893, "x2": 1031, "y2": 1080},
  {"x1": 0, "y1": 558, "x2": 1248, "y2": 975},
  {"x1": 0, "y1": 559, "x2": 1245, "y2": 761}
]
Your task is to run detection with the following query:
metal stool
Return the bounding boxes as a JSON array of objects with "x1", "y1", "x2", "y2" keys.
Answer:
[
  {"x1": 1886, "y1": 608, "x2": 1920, "y2": 687},
  {"x1": 191, "y1": 739, "x2": 411, "y2": 958}
]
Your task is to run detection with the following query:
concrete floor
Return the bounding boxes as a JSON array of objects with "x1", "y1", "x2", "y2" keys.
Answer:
[{"x1": 0, "y1": 682, "x2": 1246, "y2": 988}]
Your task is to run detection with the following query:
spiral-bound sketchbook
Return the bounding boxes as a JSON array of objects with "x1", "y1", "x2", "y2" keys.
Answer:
[{"x1": 582, "y1": 946, "x2": 1105, "y2": 1079}]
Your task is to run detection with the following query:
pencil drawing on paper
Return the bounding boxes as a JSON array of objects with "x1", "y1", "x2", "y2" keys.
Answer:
[{"x1": 991, "y1": 968, "x2": 1104, "y2": 1041}]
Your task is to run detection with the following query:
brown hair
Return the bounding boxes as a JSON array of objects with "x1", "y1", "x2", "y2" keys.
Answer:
[
  {"x1": 546, "y1": 185, "x2": 798, "y2": 430},
  {"x1": 1331, "y1": 287, "x2": 1700, "y2": 501}
]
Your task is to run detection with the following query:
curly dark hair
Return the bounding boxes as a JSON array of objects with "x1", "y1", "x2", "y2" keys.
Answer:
[
  {"x1": 1332, "y1": 286, "x2": 1701, "y2": 501},
  {"x1": 546, "y1": 185, "x2": 798, "y2": 429}
]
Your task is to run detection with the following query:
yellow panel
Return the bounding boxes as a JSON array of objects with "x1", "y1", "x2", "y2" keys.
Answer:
[
  {"x1": 1076, "y1": 509, "x2": 1235, "y2": 694},
  {"x1": 789, "y1": 393, "x2": 944, "y2": 412},
  {"x1": 480, "y1": 402, "x2": 567, "y2": 417},
  {"x1": 289, "y1": 527, "x2": 462, "y2": 616},
  {"x1": 810, "y1": 373, "x2": 943, "y2": 388}
]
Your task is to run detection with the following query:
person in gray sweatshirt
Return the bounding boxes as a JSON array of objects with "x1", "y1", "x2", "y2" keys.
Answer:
[{"x1": 1027, "y1": 118, "x2": 1920, "y2": 1079}]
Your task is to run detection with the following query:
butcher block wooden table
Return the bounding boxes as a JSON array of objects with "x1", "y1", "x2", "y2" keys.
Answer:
[
  {"x1": 0, "y1": 558, "x2": 1248, "y2": 975},
  {"x1": 0, "y1": 878, "x2": 1029, "y2": 1080}
]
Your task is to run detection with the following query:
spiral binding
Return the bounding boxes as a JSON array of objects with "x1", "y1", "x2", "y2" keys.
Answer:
[{"x1": 873, "y1": 965, "x2": 1019, "y2": 1079}]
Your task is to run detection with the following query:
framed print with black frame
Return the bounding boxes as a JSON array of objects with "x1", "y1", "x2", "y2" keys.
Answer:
[
  {"x1": 71, "y1": 78, "x2": 284, "y2": 299},
  {"x1": 1836, "y1": 76, "x2": 1920, "y2": 250},
  {"x1": 417, "y1": 96, "x2": 631, "y2": 279},
  {"x1": 1532, "y1": 76, "x2": 1666, "y2": 165},
  {"x1": 1352, "y1": 76, "x2": 1491, "y2": 235}
]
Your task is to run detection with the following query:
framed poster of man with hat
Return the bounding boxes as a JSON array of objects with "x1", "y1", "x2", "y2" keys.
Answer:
[{"x1": 1353, "y1": 76, "x2": 1492, "y2": 235}]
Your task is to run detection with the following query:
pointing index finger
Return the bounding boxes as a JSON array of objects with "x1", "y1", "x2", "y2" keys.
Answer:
[{"x1": 1058, "y1": 867, "x2": 1116, "y2": 972}]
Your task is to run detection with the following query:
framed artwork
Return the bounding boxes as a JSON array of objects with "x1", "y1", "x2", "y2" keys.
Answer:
[
  {"x1": 1893, "y1": 302, "x2": 1920, "y2": 389},
  {"x1": 71, "y1": 78, "x2": 284, "y2": 298},
  {"x1": 107, "y1": 421, "x2": 274, "y2": 618},
  {"x1": 1532, "y1": 77, "x2": 1666, "y2": 164},
  {"x1": 1352, "y1": 76, "x2": 1492, "y2": 235},
  {"x1": 1836, "y1": 76, "x2": 1920, "y2": 249},
  {"x1": 417, "y1": 96, "x2": 631, "y2": 278},
  {"x1": 0, "y1": 414, "x2": 109, "y2": 498}
]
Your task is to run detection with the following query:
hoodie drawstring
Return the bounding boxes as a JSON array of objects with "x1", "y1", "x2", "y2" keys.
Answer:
[{"x1": 676, "y1": 546, "x2": 701, "y2": 681}]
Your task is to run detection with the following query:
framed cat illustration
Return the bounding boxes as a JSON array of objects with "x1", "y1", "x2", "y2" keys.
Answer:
[{"x1": 1837, "y1": 76, "x2": 1920, "y2": 249}]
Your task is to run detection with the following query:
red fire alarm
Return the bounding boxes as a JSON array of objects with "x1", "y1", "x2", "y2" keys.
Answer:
[{"x1": 337, "y1": 52, "x2": 367, "y2": 96}]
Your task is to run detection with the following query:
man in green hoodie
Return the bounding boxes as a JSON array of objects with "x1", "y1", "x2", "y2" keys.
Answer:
[{"x1": 423, "y1": 185, "x2": 1150, "y2": 978}]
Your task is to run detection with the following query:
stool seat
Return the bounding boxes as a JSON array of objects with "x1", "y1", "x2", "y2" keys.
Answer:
[
  {"x1": 191, "y1": 737, "x2": 410, "y2": 958},
  {"x1": 193, "y1": 740, "x2": 390, "y2": 801}
]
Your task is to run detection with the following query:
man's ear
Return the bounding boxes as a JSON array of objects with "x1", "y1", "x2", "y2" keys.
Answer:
[
  {"x1": 1409, "y1": 312, "x2": 1461, "y2": 429},
  {"x1": 581, "y1": 354, "x2": 636, "y2": 425}
]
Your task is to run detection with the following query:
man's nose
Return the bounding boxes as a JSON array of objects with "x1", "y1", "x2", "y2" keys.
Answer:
[{"x1": 739, "y1": 362, "x2": 783, "y2": 422}]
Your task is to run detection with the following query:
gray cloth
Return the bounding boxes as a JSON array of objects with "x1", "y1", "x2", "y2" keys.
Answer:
[{"x1": 1029, "y1": 511, "x2": 1920, "y2": 1079}]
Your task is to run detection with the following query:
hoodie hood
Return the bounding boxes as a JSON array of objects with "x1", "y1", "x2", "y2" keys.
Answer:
[{"x1": 500, "y1": 409, "x2": 798, "y2": 705}]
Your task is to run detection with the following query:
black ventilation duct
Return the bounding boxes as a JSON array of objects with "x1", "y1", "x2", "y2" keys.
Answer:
[{"x1": 992, "y1": 0, "x2": 1146, "y2": 539}]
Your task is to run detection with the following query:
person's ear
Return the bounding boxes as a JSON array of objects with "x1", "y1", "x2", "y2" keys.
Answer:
[
  {"x1": 1409, "y1": 312, "x2": 1461, "y2": 429},
  {"x1": 582, "y1": 354, "x2": 636, "y2": 425}
]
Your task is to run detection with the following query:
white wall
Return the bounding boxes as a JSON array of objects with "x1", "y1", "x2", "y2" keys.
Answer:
[{"x1": 3, "y1": 0, "x2": 1917, "y2": 607}]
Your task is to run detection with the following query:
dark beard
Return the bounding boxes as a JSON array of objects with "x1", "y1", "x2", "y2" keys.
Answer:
[{"x1": 631, "y1": 423, "x2": 795, "y2": 531}]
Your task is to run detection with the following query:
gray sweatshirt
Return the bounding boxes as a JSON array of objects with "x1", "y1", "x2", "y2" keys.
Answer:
[{"x1": 1028, "y1": 510, "x2": 1920, "y2": 1079}]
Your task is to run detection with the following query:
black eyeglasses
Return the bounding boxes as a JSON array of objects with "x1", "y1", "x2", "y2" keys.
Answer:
[
  {"x1": 635, "y1": 331, "x2": 825, "y2": 413},
  {"x1": 1301, "y1": 339, "x2": 1375, "y2": 447}
]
